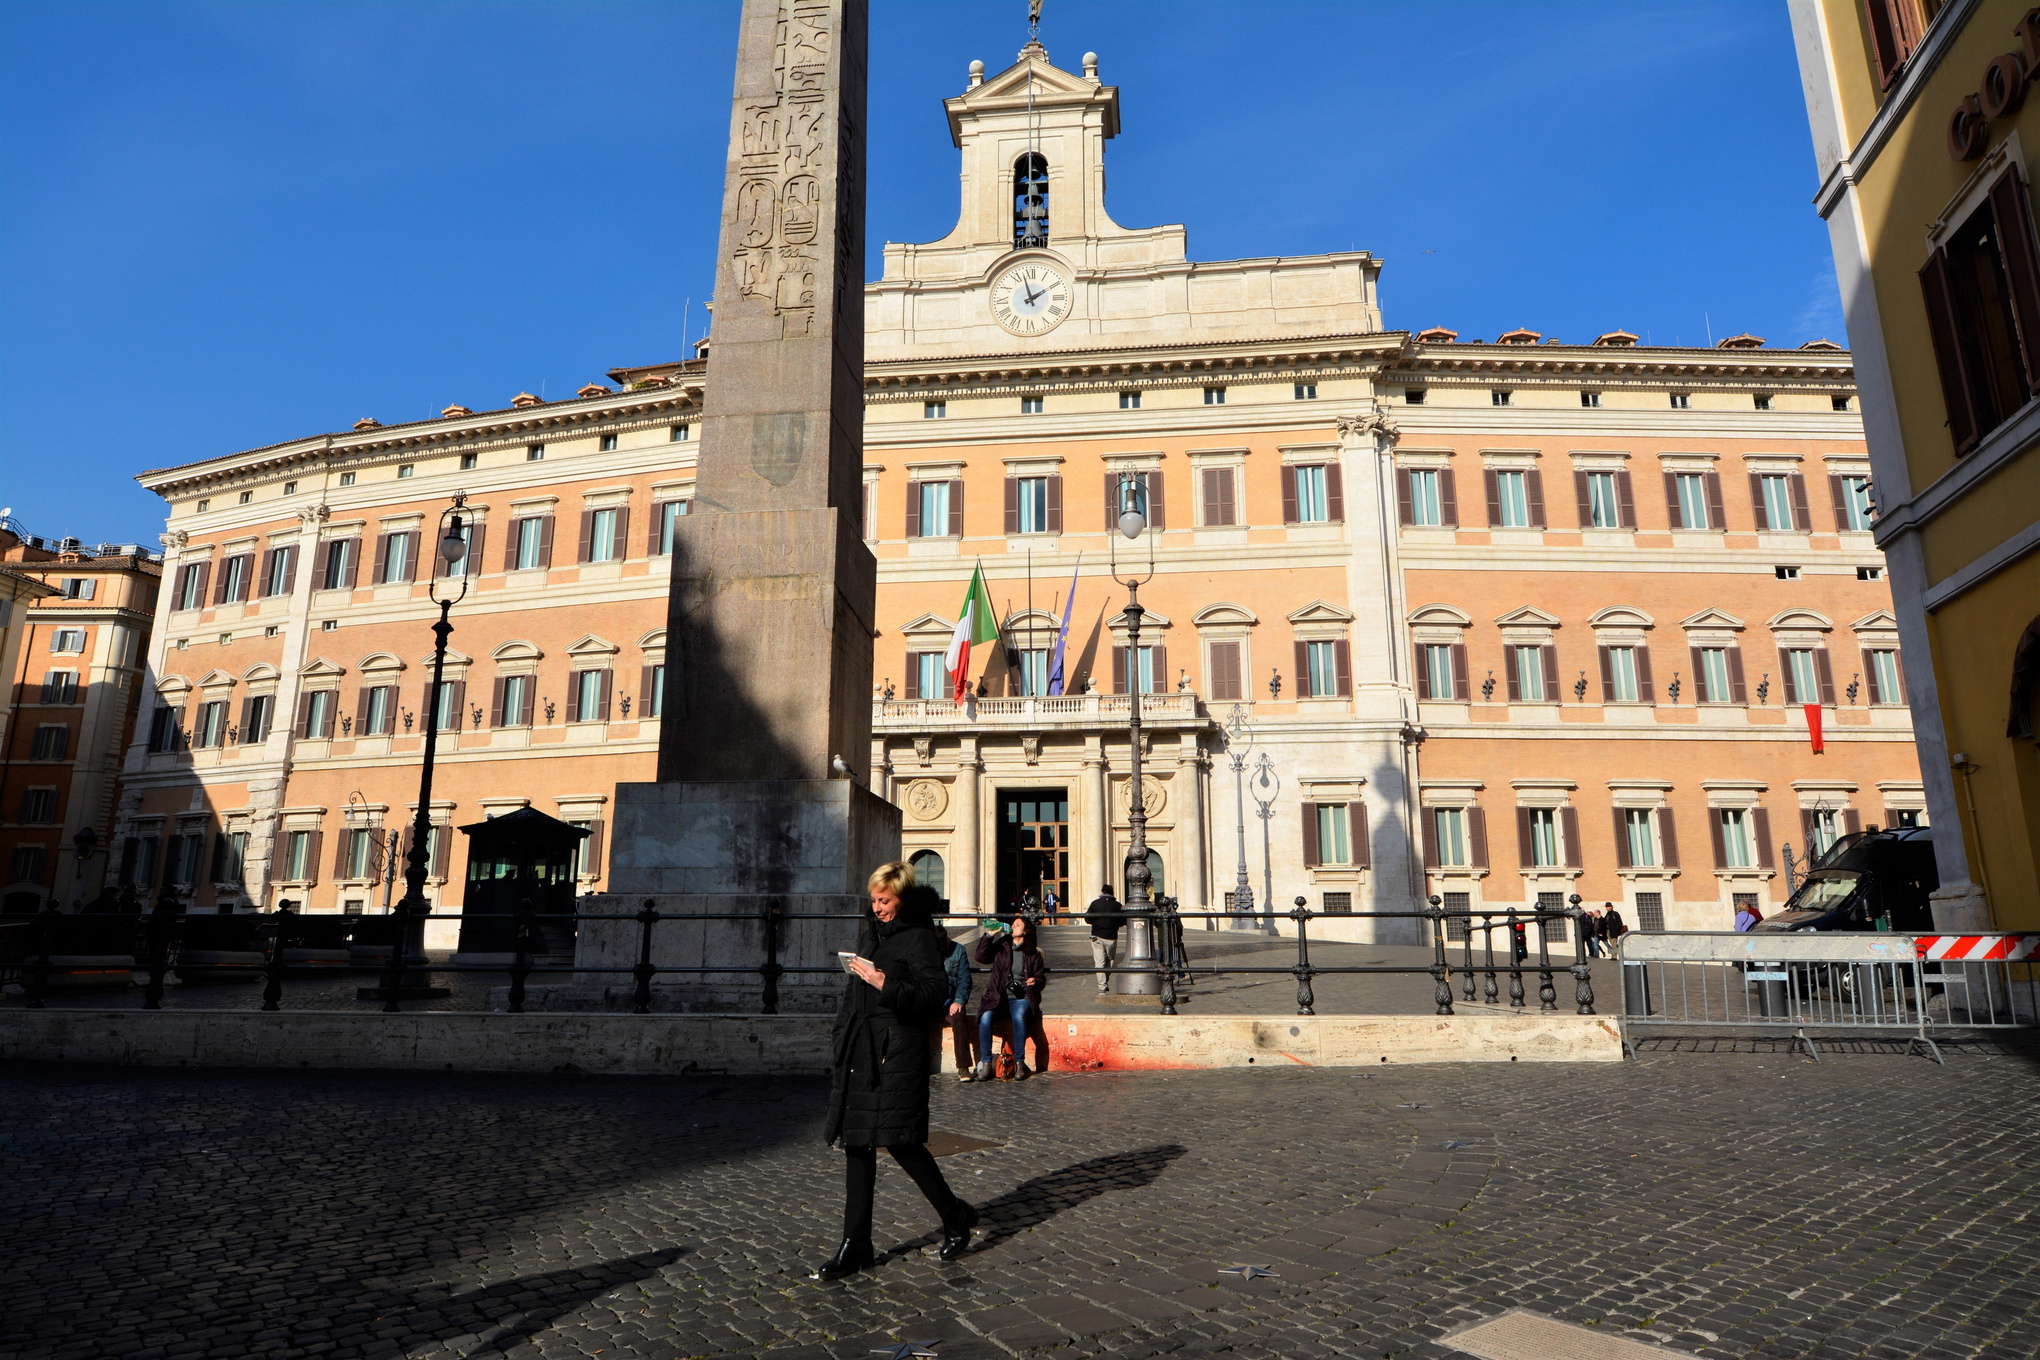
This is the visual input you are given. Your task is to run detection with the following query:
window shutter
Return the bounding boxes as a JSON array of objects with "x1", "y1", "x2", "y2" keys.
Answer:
[
  {"x1": 404, "y1": 534, "x2": 423, "y2": 583},
  {"x1": 238, "y1": 697, "x2": 259, "y2": 743},
  {"x1": 609, "y1": 510, "x2": 626, "y2": 562},
  {"x1": 1349, "y1": 804, "x2": 1370, "y2": 868},
  {"x1": 577, "y1": 511, "x2": 595, "y2": 563},
  {"x1": 1150, "y1": 645, "x2": 1169, "y2": 694},
  {"x1": 1484, "y1": 469, "x2": 1503, "y2": 527},
  {"x1": 490, "y1": 677, "x2": 507, "y2": 728},
  {"x1": 1710, "y1": 812, "x2": 1728, "y2": 869},
  {"x1": 212, "y1": 559, "x2": 231, "y2": 604},
  {"x1": 503, "y1": 522, "x2": 522, "y2": 571},
  {"x1": 1396, "y1": 469, "x2": 1414, "y2": 525},
  {"x1": 1560, "y1": 807, "x2": 1581, "y2": 869},
  {"x1": 1801, "y1": 809, "x2": 1821, "y2": 849},
  {"x1": 862, "y1": 483, "x2": 874, "y2": 541},
  {"x1": 1689, "y1": 646, "x2": 1707, "y2": 701},
  {"x1": 1918, "y1": 249, "x2": 1983, "y2": 455},
  {"x1": 905, "y1": 483, "x2": 922, "y2": 538},
  {"x1": 432, "y1": 824, "x2": 450, "y2": 879},
  {"x1": 1467, "y1": 808, "x2": 1489, "y2": 868},
  {"x1": 1201, "y1": 469, "x2": 1223, "y2": 526},
  {"x1": 1752, "y1": 808, "x2": 1774, "y2": 869},
  {"x1": 1540, "y1": 645, "x2": 1561, "y2": 703},
  {"x1": 1843, "y1": 809, "x2": 1862, "y2": 835},
  {"x1": 280, "y1": 547, "x2": 297, "y2": 595},
  {"x1": 1111, "y1": 647, "x2": 1127, "y2": 695},
  {"x1": 1524, "y1": 470, "x2": 1547, "y2": 529},
  {"x1": 1814, "y1": 650, "x2": 1836, "y2": 706},
  {"x1": 1414, "y1": 647, "x2": 1430, "y2": 700},
  {"x1": 1506, "y1": 647, "x2": 1523, "y2": 701},
  {"x1": 1280, "y1": 467, "x2": 1299, "y2": 524},
  {"x1": 1438, "y1": 468, "x2": 1458, "y2": 527},
  {"x1": 1221, "y1": 467, "x2": 1239, "y2": 525},
  {"x1": 1597, "y1": 646, "x2": 1616, "y2": 702},
  {"x1": 1663, "y1": 472, "x2": 1684, "y2": 528},
  {"x1": 1046, "y1": 475, "x2": 1063, "y2": 534},
  {"x1": 1779, "y1": 648, "x2": 1799, "y2": 704},
  {"x1": 903, "y1": 653, "x2": 920, "y2": 700},
  {"x1": 1704, "y1": 473, "x2": 1726, "y2": 531},
  {"x1": 1861, "y1": 649, "x2": 1882, "y2": 704},
  {"x1": 1210, "y1": 641, "x2": 1240, "y2": 699},
  {"x1": 1145, "y1": 471, "x2": 1166, "y2": 531},
  {"x1": 1612, "y1": 808, "x2": 1632, "y2": 868},
  {"x1": 1104, "y1": 473, "x2": 1119, "y2": 531},
  {"x1": 1635, "y1": 646, "x2": 1655, "y2": 703},
  {"x1": 1828, "y1": 476, "x2": 1851, "y2": 531},
  {"x1": 1615, "y1": 470, "x2": 1636, "y2": 528},
  {"x1": 355, "y1": 686, "x2": 372, "y2": 736},
  {"x1": 1727, "y1": 649, "x2": 1748, "y2": 704},
  {"x1": 1989, "y1": 169, "x2": 2040, "y2": 391},
  {"x1": 1003, "y1": 478, "x2": 1020, "y2": 535},
  {"x1": 1333, "y1": 639, "x2": 1351, "y2": 696},
  {"x1": 339, "y1": 541, "x2": 358, "y2": 588},
  {"x1": 259, "y1": 549, "x2": 277, "y2": 595},
  {"x1": 1293, "y1": 640, "x2": 1310, "y2": 698},
  {"x1": 318, "y1": 539, "x2": 339, "y2": 587},
  {"x1": 1657, "y1": 810, "x2": 1679, "y2": 869},
  {"x1": 333, "y1": 828, "x2": 351, "y2": 878},
  {"x1": 1862, "y1": 0, "x2": 1921, "y2": 87},
  {"x1": 947, "y1": 480, "x2": 964, "y2": 537},
  {"x1": 582, "y1": 819, "x2": 605, "y2": 878},
  {"x1": 1516, "y1": 807, "x2": 1537, "y2": 868},
  {"x1": 1421, "y1": 810, "x2": 1440, "y2": 868},
  {"x1": 1451, "y1": 643, "x2": 1469, "y2": 700},
  {"x1": 636, "y1": 664, "x2": 658, "y2": 718},
  {"x1": 1301, "y1": 801, "x2": 1320, "y2": 867},
  {"x1": 1323, "y1": 465, "x2": 1343, "y2": 522},
  {"x1": 1787, "y1": 475, "x2": 1810, "y2": 532},
  {"x1": 1574, "y1": 470, "x2": 1593, "y2": 527},
  {"x1": 448, "y1": 680, "x2": 466, "y2": 732},
  {"x1": 542, "y1": 512, "x2": 560, "y2": 566},
  {"x1": 1749, "y1": 473, "x2": 1770, "y2": 530}
]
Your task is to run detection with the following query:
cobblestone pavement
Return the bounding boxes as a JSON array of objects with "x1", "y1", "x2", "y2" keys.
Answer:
[{"x1": 4, "y1": 1043, "x2": 2037, "y2": 1360}]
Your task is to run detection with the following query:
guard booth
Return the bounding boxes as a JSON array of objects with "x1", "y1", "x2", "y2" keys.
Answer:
[{"x1": 453, "y1": 807, "x2": 586, "y2": 963}]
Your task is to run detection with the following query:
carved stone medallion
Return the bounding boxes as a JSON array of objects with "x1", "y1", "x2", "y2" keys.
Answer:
[
  {"x1": 906, "y1": 779, "x2": 949, "y2": 821},
  {"x1": 1116, "y1": 778, "x2": 1166, "y2": 819}
]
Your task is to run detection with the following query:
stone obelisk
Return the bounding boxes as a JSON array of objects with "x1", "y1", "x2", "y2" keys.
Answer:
[{"x1": 591, "y1": 0, "x2": 898, "y2": 1012}]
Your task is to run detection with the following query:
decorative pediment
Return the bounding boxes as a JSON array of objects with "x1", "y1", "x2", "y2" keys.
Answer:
[
  {"x1": 492, "y1": 640, "x2": 544, "y2": 662},
  {"x1": 241, "y1": 663, "x2": 279, "y2": 683},
  {"x1": 157, "y1": 673, "x2": 192, "y2": 696},
  {"x1": 359, "y1": 651, "x2": 406, "y2": 673},
  {"x1": 1193, "y1": 603, "x2": 1260, "y2": 627},
  {"x1": 1002, "y1": 609, "x2": 1062, "y2": 632},
  {"x1": 1679, "y1": 608, "x2": 1746, "y2": 631},
  {"x1": 963, "y1": 48, "x2": 1104, "y2": 105},
  {"x1": 637, "y1": 628, "x2": 667, "y2": 650},
  {"x1": 1406, "y1": 603, "x2": 1472, "y2": 627},
  {"x1": 1109, "y1": 607, "x2": 1174, "y2": 630},
  {"x1": 197, "y1": 669, "x2": 237, "y2": 689},
  {"x1": 1286, "y1": 600, "x2": 1354, "y2": 625},
  {"x1": 1493, "y1": 605, "x2": 1561, "y2": 628},
  {"x1": 900, "y1": 613, "x2": 958, "y2": 639},
  {"x1": 1587, "y1": 606, "x2": 1655, "y2": 629},
  {"x1": 1766, "y1": 609, "x2": 1833, "y2": 632},
  {"x1": 566, "y1": 634, "x2": 620, "y2": 659},
  {"x1": 1850, "y1": 610, "x2": 1898, "y2": 631},
  {"x1": 416, "y1": 649, "x2": 473, "y2": 668},
  {"x1": 298, "y1": 657, "x2": 346, "y2": 679}
]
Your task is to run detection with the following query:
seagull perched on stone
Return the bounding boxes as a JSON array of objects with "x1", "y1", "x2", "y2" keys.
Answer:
[
  {"x1": 831, "y1": 754, "x2": 853, "y2": 778},
  {"x1": 871, "y1": 1344, "x2": 938, "y2": 1360}
]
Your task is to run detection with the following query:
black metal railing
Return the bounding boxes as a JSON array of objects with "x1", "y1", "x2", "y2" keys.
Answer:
[{"x1": 2, "y1": 890, "x2": 1595, "y2": 1019}]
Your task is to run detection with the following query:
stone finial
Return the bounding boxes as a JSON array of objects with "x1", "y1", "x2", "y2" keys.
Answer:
[
  {"x1": 511, "y1": 392, "x2": 543, "y2": 408},
  {"x1": 968, "y1": 58, "x2": 984, "y2": 87},
  {"x1": 1083, "y1": 51, "x2": 1098, "y2": 79},
  {"x1": 576, "y1": 383, "x2": 612, "y2": 397},
  {"x1": 352, "y1": 417, "x2": 383, "y2": 430},
  {"x1": 1019, "y1": 38, "x2": 1047, "y2": 63},
  {"x1": 441, "y1": 404, "x2": 473, "y2": 418}
]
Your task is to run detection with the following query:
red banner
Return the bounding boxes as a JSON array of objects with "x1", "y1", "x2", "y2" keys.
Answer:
[{"x1": 1804, "y1": 702, "x2": 1824, "y2": 754}]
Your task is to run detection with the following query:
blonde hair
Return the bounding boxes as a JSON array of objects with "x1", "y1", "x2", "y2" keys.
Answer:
[{"x1": 867, "y1": 860, "x2": 915, "y2": 897}]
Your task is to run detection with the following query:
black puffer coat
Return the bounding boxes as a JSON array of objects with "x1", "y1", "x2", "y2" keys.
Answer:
[{"x1": 825, "y1": 888, "x2": 950, "y2": 1149}]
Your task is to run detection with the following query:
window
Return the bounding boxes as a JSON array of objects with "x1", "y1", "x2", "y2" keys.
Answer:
[
  {"x1": 1832, "y1": 395, "x2": 1852, "y2": 411},
  {"x1": 671, "y1": 423, "x2": 691, "y2": 441},
  {"x1": 1423, "y1": 644, "x2": 1455, "y2": 700},
  {"x1": 1493, "y1": 470, "x2": 1531, "y2": 528},
  {"x1": 1489, "y1": 390, "x2": 1513, "y2": 407},
  {"x1": 239, "y1": 490, "x2": 254, "y2": 504},
  {"x1": 431, "y1": 680, "x2": 459, "y2": 733},
  {"x1": 30, "y1": 726, "x2": 68, "y2": 761},
  {"x1": 40, "y1": 671, "x2": 79, "y2": 704},
  {"x1": 1604, "y1": 646, "x2": 1640, "y2": 703},
  {"x1": 571, "y1": 668, "x2": 609, "y2": 722},
  {"x1": 1014, "y1": 649, "x2": 1050, "y2": 696},
  {"x1": 1014, "y1": 477, "x2": 1049, "y2": 534},
  {"x1": 174, "y1": 563, "x2": 207, "y2": 610},
  {"x1": 924, "y1": 401, "x2": 945, "y2": 419},
  {"x1": 1207, "y1": 641, "x2": 1243, "y2": 700},
  {"x1": 1775, "y1": 565, "x2": 1801, "y2": 580},
  {"x1": 345, "y1": 828, "x2": 375, "y2": 879},
  {"x1": 1698, "y1": 647, "x2": 1736, "y2": 704},
  {"x1": 1304, "y1": 640, "x2": 1340, "y2": 697},
  {"x1": 1858, "y1": 565, "x2": 1883, "y2": 581},
  {"x1": 20, "y1": 788, "x2": 57, "y2": 823},
  {"x1": 397, "y1": 464, "x2": 415, "y2": 479},
  {"x1": 320, "y1": 620, "x2": 336, "y2": 632},
  {"x1": 8, "y1": 845, "x2": 47, "y2": 886},
  {"x1": 1203, "y1": 386, "x2": 1226, "y2": 405},
  {"x1": 1758, "y1": 474, "x2": 1796, "y2": 530},
  {"x1": 1404, "y1": 389, "x2": 1426, "y2": 404},
  {"x1": 1316, "y1": 804, "x2": 1352, "y2": 864},
  {"x1": 1199, "y1": 468, "x2": 1237, "y2": 527},
  {"x1": 912, "y1": 651, "x2": 945, "y2": 701},
  {"x1": 1891, "y1": 808, "x2": 1922, "y2": 828},
  {"x1": 460, "y1": 453, "x2": 478, "y2": 470},
  {"x1": 1585, "y1": 471, "x2": 1621, "y2": 528},
  {"x1": 1116, "y1": 645, "x2": 1163, "y2": 695},
  {"x1": 58, "y1": 577, "x2": 95, "y2": 600},
  {"x1": 1675, "y1": 473, "x2": 1711, "y2": 529},
  {"x1": 587, "y1": 508, "x2": 621, "y2": 562},
  {"x1": 1525, "y1": 808, "x2": 1560, "y2": 867},
  {"x1": 1433, "y1": 808, "x2": 1469, "y2": 867},
  {"x1": 1406, "y1": 469, "x2": 1442, "y2": 526},
  {"x1": 511, "y1": 516, "x2": 544, "y2": 570},
  {"x1": 120, "y1": 835, "x2": 159, "y2": 889},
  {"x1": 1784, "y1": 648, "x2": 1830, "y2": 705},
  {"x1": 1292, "y1": 465, "x2": 1331, "y2": 523},
  {"x1": 498, "y1": 673, "x2": 533, "y2": 726},
  {"x1": 301, "y1": 689, "x2": 335, "y2": 739},
  {"x1": 148, "y1": 707, "x2": 182, "y2": 753},
  {"x1": 263, "y1": 547, "x2": 294, "y2": 597},
  {"x1": 1623, "y1": 809, "x2": 1658, "y2": 867},
  {"x1": 914, "y1": 481, "x2": 953, "y2": 537},
  {"x1": 50, "y1": 629, "x2": 86, "y2": 654},
  {"x1": 1920, "y1": 171, "x2": 2040, "y2": 455},
  {"x1": 196, "y1": 499, "x2": 211, "y2": 513},
  {"x1": 240, "y1": 694, "x2": 273, "y2": 743},
  {"x1": 1511, "y1": 645, "x2": 1547, "y2": 702},
  {"x1": 600, "y1": 433, "x2": 618, "y2": 451},
  {"x1": 655, "y1": 500, "x2": 688, "y2": 555},
  {"x1": 1321, "y1": 891, "x2": 1353, "y2": 915},
  {"x1": 1020, "y1": 396, "x2": 1044, "y2": 415},
  {"x1": 1669, "y1": 393, "x2": 1691, "y2": 409},
  {"x1": 1581, "y1": 391, "x2": 1601, "y2": 408},
  {"x1": 1835, "y1": 476, "x2": 1873, "y2": 531},
  {"x1": 284, "y1": 829, "x2": 313, "y2": 881},
  {"x1": 1119, "y1": 392, "x2": 1141, "y2": 410},
  {"x1": 218, "y1": 554, "x2": 251, "y2": 602},
  {"x1": 363, "y1": 685, "x2": 394, "y2": 736},
  {"x1": 1718, "y1": 810, "x2": 1754, "y2": 868},
  {"x1": 1294, "y1": 383, "x2": 1317, "y2": 400},
  {"x1": 1634, "y1": 891, "x2": 1666, "y2": 933},
  {"x1": 381, "y1": 532, "x2": 413, "y2": 584},
  {"x1": 909, "y1": 849, "x2": 946, "y2": 898},
  {"x1": 1807, "y1": 808, "x2": 1841, "y2": 860},
  {"x1": 1753, "y1": 394, "x2": 1773, "y2": 411},
  {"x1": 320, "y1": 539, "x2": 356, "y2": 590},
  {"x1": 568, "y1": 821, "x2": 598, "y2": 878},
  {"x1": 1013, "y1": 151, "x2": 1049, "y2": 247},
  {"x1": 1867, "y1": 649, "x2": 1905, "y2": 705},
  {"x1": 167, "y1": 831, "x2": 206, "y2": 886},
  {"x1": 339, "y1": 471, "x2": 356, "y2": 486}
]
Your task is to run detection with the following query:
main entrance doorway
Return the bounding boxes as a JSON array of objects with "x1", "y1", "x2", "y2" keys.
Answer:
[{"x1": 996, "y1": 789, "x2": 1070, "y2": 919}]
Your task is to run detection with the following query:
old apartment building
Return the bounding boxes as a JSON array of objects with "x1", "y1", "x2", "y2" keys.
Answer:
[{"x1": 113, "y1": 43, "x2": 1920, "y2": 943}]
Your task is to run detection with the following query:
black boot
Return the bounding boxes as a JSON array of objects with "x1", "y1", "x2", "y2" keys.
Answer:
[
  {"x1": 811, "y1": 1237, "x2": 876, "y2": 1281},
  {"x1": 938, "y1": 1202, "x2": 979, "y2": 1262}
]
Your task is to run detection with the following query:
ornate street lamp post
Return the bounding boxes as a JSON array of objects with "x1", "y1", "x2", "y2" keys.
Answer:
[
  {"x1": 1223, "y1": 704, "x2": 1256, "y2": 930},
  {"x1": 1252, "y1": 751, "x2": 1281, "y2": 934},
  {"x1": 364, "y1": 493, "x2": 470, "y2": 1008},
  {"x1": 1110, "y1": 474, "x2": 1161, "y2": 997}
]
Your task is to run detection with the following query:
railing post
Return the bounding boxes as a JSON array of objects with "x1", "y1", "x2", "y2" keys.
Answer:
[
  {"x1": 1481, "y1": 914, "x2": 1499, "y2": 1005},
  {"x1": 760, "y1": 897, "x2": 783, "y2": 1016},
  {"x1": 1505, "y1": 907, "x2": 1526, "y2": 1008},
  {"x1": 141, "y1": 894, "x2": 176, "y2": 1011},
  {"x1": 1292, "y1": 897, "x2": 1315, "y2": 1016},
  {"x1": 506, "y1": 896, "x2": 534, "y2": 1014},
  {"x1": 260, "y1": 909, "x2": 289, "y2": 1012},
  {"x1": 632, "y1": 898, "x2": 658, "y2": 1015},
  {"x1": 1428, "y1": 894, "x2": 1454, "y2": 1016},
  {"x1": 1568, "y1": 892, "x2": 1595, "y2": 1015},
  {"x1": 1535, "y1": 904, "x2": 1557, "y2": 1012},
  {"x1": 1158, "y1": 896, "x2": 1178, "y2": 1015},
  {"x1": 24, "y1": 904, "x2": 58, "y2": 1009}
]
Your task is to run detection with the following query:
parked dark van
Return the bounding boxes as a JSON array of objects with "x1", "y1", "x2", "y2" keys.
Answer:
[{"x1": 1751, "y1": 827, "x2": 1938, "y2": 934}]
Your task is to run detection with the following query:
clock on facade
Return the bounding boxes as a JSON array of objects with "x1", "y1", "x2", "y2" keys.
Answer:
[{"x1": 990, "y1": 261, "x2": 1072, "y2": 336}]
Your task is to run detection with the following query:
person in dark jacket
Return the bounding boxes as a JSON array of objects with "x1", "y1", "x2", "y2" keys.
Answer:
[
  {"x1": 1084, "y1": 884, "x2": 1123, "y2": 995},
  {"x1": 973, "y1": 914, "x2": 1049, "y2": 1078},
  {"x1": 1602, "y1": 902, "x2": 1628, "y2": 941},
  {"x1": 942, "y1": 936, "x2": 977, "y2": 1081},
  {"x1": 1580, "y1": 906, "x2": 1603, "y2": 958},
  {"x1": 815, "y1": 861, "x2": 977, "y2": 1282}
]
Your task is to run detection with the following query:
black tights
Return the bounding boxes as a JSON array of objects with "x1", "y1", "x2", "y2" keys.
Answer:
[{"x1": 841, "y1": 1143, "x2": 964, "y2": 1246}]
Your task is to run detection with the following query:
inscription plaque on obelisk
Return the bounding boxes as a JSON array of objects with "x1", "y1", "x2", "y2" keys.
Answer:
[{"x1": 580, "y1": 0, "x2": 898, "y2": 1012}]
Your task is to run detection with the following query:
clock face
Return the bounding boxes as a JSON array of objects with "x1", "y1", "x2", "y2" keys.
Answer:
[{"x1": 990, "y1": 262, "x2": 1071, "y2": 336}]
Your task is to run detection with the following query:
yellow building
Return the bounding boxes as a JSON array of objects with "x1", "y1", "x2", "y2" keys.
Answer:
[{"x1": 1792, "y1": 0, "x2": 2040, "y2": 928}]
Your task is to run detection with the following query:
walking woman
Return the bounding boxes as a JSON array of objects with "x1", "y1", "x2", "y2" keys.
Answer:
[
  {"x1": 816, "y1": 861, "x2": 978, "y2": 1281},
  {"x1": 973, "y1": 913, "x2": 1050, "y2": 1080}
]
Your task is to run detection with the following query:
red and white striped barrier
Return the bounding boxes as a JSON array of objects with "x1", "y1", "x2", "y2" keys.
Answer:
[{"x1": 1914, "y1": 934, "x2": 2040, "y2": 962}]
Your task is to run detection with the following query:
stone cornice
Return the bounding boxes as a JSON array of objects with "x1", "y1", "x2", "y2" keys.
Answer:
[
  {"x1": 1392, "y1": 343, "x2": 1854, "y2": 387},
  {"x1": 863, "y1": 331, "x2": 1408, "y2": 394}
]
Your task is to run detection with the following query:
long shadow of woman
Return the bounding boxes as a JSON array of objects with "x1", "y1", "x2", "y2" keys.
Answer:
[{"x1": 895, "y1": 1144, "x2": 1187, "y2": 1256}]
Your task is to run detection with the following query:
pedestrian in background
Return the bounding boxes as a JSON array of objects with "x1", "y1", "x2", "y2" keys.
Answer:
[
  {"x1": 1733, "y1": 900, "x2": 1764, "y2": 932},
  {"x1": 816, "y1": 861, "x2": 976, "y2": 1281},
  {"x1": 943, "y1": 934, "x2": 977, "y2": 1081},
  {"x1": 1602, "y1": 902, "x2": 1628, "y2": 942},
  {"x1": 1084, "y1": 883, "x2": 1123, "y2": 995},
  {"x1": 1581, "y1": 905, "x2": 1603, "y2": 958},
  {"x1": 974, "y1": 914, "x2": 1049, "y2": 1079},
  {"x1": 1042, "y1": 885, "x2": 1060, "y2": 922}
]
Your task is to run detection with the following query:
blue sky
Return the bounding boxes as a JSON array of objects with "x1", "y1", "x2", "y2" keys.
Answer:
[{"x1": 0, "y1": 1, "x2": 1840, "y2": 547}]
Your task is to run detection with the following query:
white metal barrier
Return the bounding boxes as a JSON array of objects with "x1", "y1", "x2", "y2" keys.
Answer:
[{"x1": 1614, "y1": 931, "x2": 2040, "y2": 1063}]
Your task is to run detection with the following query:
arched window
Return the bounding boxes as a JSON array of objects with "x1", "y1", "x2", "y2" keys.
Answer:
[
  {"x1": 910, "y1": 848, "x2": 946, "y2": 901},
  {"x1": 1013, "y1": 153, "x2": 1049, "y2": 249}
]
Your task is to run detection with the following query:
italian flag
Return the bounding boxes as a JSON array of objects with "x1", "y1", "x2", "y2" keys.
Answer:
[{"x1": 945, "y1": 563, "x2": 999, "y2": 701}]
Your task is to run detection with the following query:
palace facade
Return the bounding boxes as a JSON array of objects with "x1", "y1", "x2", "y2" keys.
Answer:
[{"x1": 112, "y1": 43, "x2": 1920, "y2": 945}]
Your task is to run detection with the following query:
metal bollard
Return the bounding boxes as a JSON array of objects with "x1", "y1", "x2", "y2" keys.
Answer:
[
  {"x1": 1291, "y1": 897, "x2": 1315, "y2": 1016},
  {"x1": 1535, "y1": 911, "x2": 1557, "y2": 1012},
  {"x1": 1622, "y1": 959, "x2": 1654, "y2": 1017},
  {"x1": 1505, "y1": 909, "x2": 1526, "y2": 1009},
  {"x1": 1428, "y1": 895, "x2": 1454, "y2": 1016},
  {"x1": 632, "y1": 899, "x2": 658, "y2": 1015},
  {"x1": 1568, "y1": 893, "x2": 1595, "y2": 1016}
]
